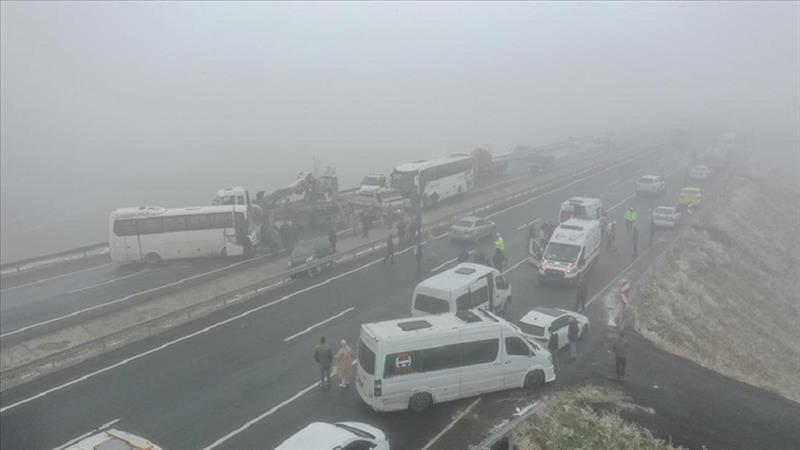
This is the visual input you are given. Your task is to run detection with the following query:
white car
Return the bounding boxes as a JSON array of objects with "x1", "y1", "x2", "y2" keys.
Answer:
[
  {"x1": 517, "y1": 307, "x2": 589, "y2": 350},
  {"x1": 62, "y1": 429, "x2": 162, "y2": 450},
  {"x1": 689, "y1": 165, "x2": 713, "y2": 180},
  {"x1": 635, "y1": 175, "x2": 666, "y2": 196},
  {"x1": 652, "y1": 206, "x2": 681, "y2": 228},
  {"x1": 359, "y1": 174, "x2": 387, "y2": 196},
  {"x1": 448, "y1": 216, "x2": 496, "y2": 242},
  {"x1": 276, "y1": 422, "x2": 390, "y2": 450}
]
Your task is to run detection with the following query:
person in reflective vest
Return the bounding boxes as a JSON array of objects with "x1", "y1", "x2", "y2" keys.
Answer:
[
  {"x1": 623, "y1": 207, "x2": 638, "y2": 232},
  {"x1": 494, "y1": 233, "x2": 505, "y2": 252}
]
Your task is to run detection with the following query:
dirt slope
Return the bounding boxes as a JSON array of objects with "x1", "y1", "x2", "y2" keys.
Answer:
[{"x1": 632, "y1": 146, "x2": 800, "y2": 403}]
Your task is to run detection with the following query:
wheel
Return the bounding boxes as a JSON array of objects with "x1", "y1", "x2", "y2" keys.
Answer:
[
  {"x1": 580, "y1": 324, "x2": 589, "y2": 340},
  {"x1": 409, "y1": 392, "x2": 432, "y2": 412},
  {"x1": 144, "y1": 252, "x2": 162, "y2": 265},
  {"x1": 524, "y1": 370, "x2": 545, "y2": 389}
]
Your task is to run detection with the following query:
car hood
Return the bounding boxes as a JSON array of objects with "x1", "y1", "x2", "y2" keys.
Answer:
[{"x1": 336, "y1": 422, "x2": 387, "y2": 440}]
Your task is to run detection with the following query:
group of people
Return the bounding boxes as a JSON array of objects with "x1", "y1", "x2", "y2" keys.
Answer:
[
  {"x1": 604, "y1": 207, "x2": 656, "y2": 258},
  {"x1": 314, "y1": 336, "x2": 355, "y2": 389}
]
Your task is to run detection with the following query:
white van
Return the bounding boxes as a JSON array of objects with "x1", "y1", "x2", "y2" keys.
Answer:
[
  {"x1": 558, "y1": 197, "x2": 604, "y2": 223},
  {"x1": 538, "y1": 218, "x2": 601, "y2": 284},
  {"x1": 411, "y1": 263, "x2": 511, "y2": 317},
  {"x1": 355, "y1": 309, "x2": 555, "y2": 412},
  {"x1": 359, "y1": 174, "x2": 387, "y2": 196}
]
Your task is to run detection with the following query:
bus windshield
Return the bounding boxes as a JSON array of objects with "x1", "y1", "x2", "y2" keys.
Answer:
[{"x1": 390, "y1": 170, "x2": 417, "y2": 193}]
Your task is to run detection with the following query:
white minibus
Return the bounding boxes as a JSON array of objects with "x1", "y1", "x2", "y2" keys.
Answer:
[
  {"x1": 411, "y1": 263, "x2": 511, "y2": 316},
  {"x1": 355, "y1": 309, "x2": 555, "y2": 412}
]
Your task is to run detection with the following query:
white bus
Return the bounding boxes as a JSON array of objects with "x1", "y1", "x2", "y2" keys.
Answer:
[
  {"x1": 109, "y1": 205, "x2": 259, "y2": 264},
  {"x1": 356, "y1": 309, "x2": 554, "y2": 412},
  {"x1": 390, "y1": 155, "x2": 474, "y2": 208}
]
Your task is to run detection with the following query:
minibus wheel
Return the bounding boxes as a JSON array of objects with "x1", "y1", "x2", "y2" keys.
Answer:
[
  {"x1": 524, "y1": 370, "x2": 545, "y2": 389},
  {"x1": 409, "y1": 392, "x2": 432, "y2": 412},
  {"x1": 144, "y1": 252, "x2": 162, "y2": 265}
]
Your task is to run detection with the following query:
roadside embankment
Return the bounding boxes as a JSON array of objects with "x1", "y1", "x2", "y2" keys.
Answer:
[
  {"x1": 514, "y1": 385, "x2": 682, "y2": 450},
  {"x1": 631, "y1": 146, "x2": 800, "y2": 403}
]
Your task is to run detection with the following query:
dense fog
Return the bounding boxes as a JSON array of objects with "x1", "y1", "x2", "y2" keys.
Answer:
[{"x1": 1, "y1": 1, "x2": 797, "y2": 262}]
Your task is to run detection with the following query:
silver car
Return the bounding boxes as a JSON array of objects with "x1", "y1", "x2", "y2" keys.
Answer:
[
  {"x1": 652, "y1": 206, "x2": 681, "y2": 227},
  {"x1": 448, "y1": 216, "x2": 496, "y2": 242}
]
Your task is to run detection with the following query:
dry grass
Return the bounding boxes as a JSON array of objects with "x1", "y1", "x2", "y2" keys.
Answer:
[
  {"x1": 515, "y1": 386, "x2": 682, "y2": 450},
  {"x1": 632, "y1": 154, "x2": 800, "y2": 403}
]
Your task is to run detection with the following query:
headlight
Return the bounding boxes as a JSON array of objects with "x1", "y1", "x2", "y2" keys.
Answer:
[{"x1": 306, "y1": 256, "x2": 314, "y2": 263}]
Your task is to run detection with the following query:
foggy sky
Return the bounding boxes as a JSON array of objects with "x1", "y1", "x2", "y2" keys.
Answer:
[{"x1": 1, "y1": 1, "x2": 798, "y2": 262}]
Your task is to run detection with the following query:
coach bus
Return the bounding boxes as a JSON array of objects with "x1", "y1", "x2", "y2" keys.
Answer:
[
  {"x1": 109, "y1": 204, "x2": 260, "y2": 264},
  {"x1": 390, "y1": 155, "x2": 474, "y2": 208}
]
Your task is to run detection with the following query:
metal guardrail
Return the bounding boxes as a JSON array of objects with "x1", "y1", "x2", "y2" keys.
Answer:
[
  {"x1": 0, "y1": 243, "x2": 110, "y2": 277},
  {"x1": 0, "y1": 146, "x2": 650, "y2": 388}
]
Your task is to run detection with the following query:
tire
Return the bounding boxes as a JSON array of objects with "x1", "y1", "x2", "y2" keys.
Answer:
[
  {"x1": 144, "y1": 252, "x2": 162, "y2": 265},
  {"x1": 524, "y1": 370, "x2": 545, "y2": 389},
  {"x1": 580, "y1": 324, "x2": 589, "y2": 340},
  {"x1": 409, "y1": 392, "x2": 432, "y2": 412}
]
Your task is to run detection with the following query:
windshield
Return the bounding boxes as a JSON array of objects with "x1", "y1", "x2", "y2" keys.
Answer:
[
  {"x1": 454, "y1": 220, "x2": 474, "y2": 228},
  {"x1": 638, "y1": 177, "x2": 653, "y2": 184},
  {"x1": 544, "y1": 242, "x2": 581, "y2": 263},
  {"x1": 517, "y1": 321, "x2": 546, "y2": 337},
  {"x1": 363, "y1": 176, "x2": 383, "y2": 186},
  {"x1": 390, "y1": 170, "x2": 417, "y2": 193},
  {"x1": 655, "y1": 207, "x2": 673, "y2": 215}
]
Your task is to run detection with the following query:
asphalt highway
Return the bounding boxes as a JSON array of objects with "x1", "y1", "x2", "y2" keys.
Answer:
[{"x1": 1, "y1": 148, "x2": 696, "y2": 450}]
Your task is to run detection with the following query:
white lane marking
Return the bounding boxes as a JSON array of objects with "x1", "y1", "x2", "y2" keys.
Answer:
[
  {"x1": 606, "y1": 193, "x2": 636, "y2": 212},
  {"x1": 421, "y1": 397, "x2": 482, "y2": 450},
  {"x1": 0, "y1": 247, "x2": 414, "y2": 413},
  {"x1": 67, "y1": 270, "x2": 149, "y2": 294},
  {"x1": 0, "y1": 263, "x2": 114, "y2": 293},
  {"x1": 202, "y1": 360, "x2": 358, "y2": 450},
  {"x1": 0, "y1": 256, "x2": 271, "y2": 338},
  {"x1": 485, "y1": 154, "x2": 644, "y2": 220},
  {"x1": 502, "y1": 259, "x2": 529, "y2": 276},
  {"x1": 53, "y1": 418, "x2": 121, "y2": 450},
  {"x1": 516, "y1": 218, "x2": 541, "y2": 231},
  {"x1": 586, "y1": 232, "x2": 663, "y2": 308},
  {"x1": 283, "y1": 307, "x2": 354, "y2": 342},
  {"x1": 431, "y1": 257, "x2": 458, "y2": 273}
]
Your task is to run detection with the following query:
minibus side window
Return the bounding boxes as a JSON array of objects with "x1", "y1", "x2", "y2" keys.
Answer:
[
  {"x1": 460, "y1": 339, "x2": 498, "y2": 365},
  {"x1": 505, "y1": 337, "x2": 530, "y2": 356},
  {"x1": 358, "y1": 340, "x2": 376, "y2": 375}
]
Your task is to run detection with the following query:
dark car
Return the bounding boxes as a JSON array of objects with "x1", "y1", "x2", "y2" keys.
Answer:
[{"x1": 289, "y1": 237, "x2": 334, "y2": 277}]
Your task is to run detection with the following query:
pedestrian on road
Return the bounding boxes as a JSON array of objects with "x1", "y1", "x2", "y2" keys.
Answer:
[
  {"x1": 492, "y1": 247, "x2": 507, "y2": 271},
  {"x1": 648, "y1": 217, "x2": 656, "y2": 246},
  {"x1": 624, "y1": 207, "x2": 638, "y2": 232},
  {"x1": 568, "y1": 318, "x2": 580, "y2": 361},
  {"x1": 575, "y1": 276, "x2": 588, "y2": 313},
  {"x1": 606, "y1": 221, "x2": 617, "y2": 251},
  {"x1": 314, "y1": 336, "x2": 333, "y2": 389},
  {"x1": 548, "y1": 328, "x2": 560, "y2": 370},
  {"x1": 361, "y1": 211, "x2": 370, "y2": 238},
  {"x1": 328, "y1": 227, "x2": 337, "y2": 253},
  {"x1": 632, "y1": 226, "x2": 639, "y2": 258},
  {"x1": 613, "y1": 332, "x2": 629, "y2": 381},
  {"x1": 335, "y1": 339, "x2": 353, "y2": 388},
  {"x1": 415, "y1": 241, "x2": 424, "y2": 276},
  {"x1": 458, "y1": 246, "x2": 471, "y2": 262},
  {"x1": 397, "y1": 217, "x2": 406, "y2": 245},
  {"x1": 290, "y1": 221, "x2": 299, "y2": 249},
  {"x1": 385, "y1": 234, "x2": 395, "y2": 264},
  {"x1": 494, "y1": 233, "x2": 505, "y2": 253}
]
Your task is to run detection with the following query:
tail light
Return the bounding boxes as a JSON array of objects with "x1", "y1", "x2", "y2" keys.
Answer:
[{"x1": 374, "y1": 380, "x2": 382, "y2": 397}]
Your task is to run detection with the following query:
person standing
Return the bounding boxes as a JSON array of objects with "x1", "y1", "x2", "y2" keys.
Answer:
[
  {"x1": 568, "y1": 318, "x2": 580, "y2": 361},
  {"x1": 623, "y1": 207, "x2": 638, "y2": 232},
  {"x1": 548, "y1": 328, "x2": 559, "y2": 370},
  {"x1": 648, "y1": 217, "x2": 656, "y2": 246},
  {"x1": 606, "y1": 221, "x2": 617, "y2": 251},
  {"x1": 397, "y1": 216, "x2": 406, "y2": 245},
  {"x1": 385, "y1": 234, "x2": 395, "y2": 264},
  {"x1": 494, "y1": 233, "x2": 505, "y2": 253},
  {"x1": 415, "y1": 213, "x2": 423, "y2": 244},
  {"x1": 314, "y1": 336, "x2": 333, "y2": 389},
  {"x1": 335, "y1": 339, "x2": 353, "y2": 388},
  {"x1": 415, "y1": 241, "x2": 423, "y2": 276},
  {"x1": 575, "y1": 276, "x2": 588, "y2": 313},
  {"x1": 328, "y1": 227, "x2": 337, "y2": 253},
  {"x1": 632, "y1": 226, "x2": 639, "y2": 258},
  {"x1": 361, "y1": 211, "x2": 370, "y2": 238},
  {"x1": 492, "y1": 247, "x2": 507, "y2": 271},
  {"x1": 613, "y1": 332, "x2": 629, "y2": 380}
]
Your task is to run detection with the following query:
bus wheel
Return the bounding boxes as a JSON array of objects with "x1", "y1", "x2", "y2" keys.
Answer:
[
  {"x1": 409, "y1": 392, "x2": 432, "y2": 412},
  {"x1": 144, "y1": 252, "x2": 162, "y2": 265},
  {"x1": 524, "y1": 370, "x2": 545, "y2": 389}
]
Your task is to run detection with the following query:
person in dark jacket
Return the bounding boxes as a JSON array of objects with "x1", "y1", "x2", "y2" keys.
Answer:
[
  {"x1": 328, "y1": 227, "x2": 337, "y2": 253},
  {"x1": 314, "y1": 336, "x2": 334, "y2": 389},
  {"x1": 548, "y1": 328, "x2": 560, "y2": 370},
  {"x1": 385, "y1": 234, "x2": 395, "y2": 264},
  {"x1": 567, "y1": 318, "x2": 580, "y2": 361},
  {"x1": 613, "y1": 332, "x2": 629, "y2": 380},
  {"x1": 575, "y1": 277, "x2": 588, "y2": 313},
  {"x1": 492, "y1": 248, "x2": 507, "y2": 271},
  {"x1": 415, "y1": 241, "x2": 423, "y2": 276},
  {"x1": 632, "y1": 226, "x2": 639, "y2": 258},
  {"x1": 648, "y1": 217, "x2": 656, "y2": 246}
]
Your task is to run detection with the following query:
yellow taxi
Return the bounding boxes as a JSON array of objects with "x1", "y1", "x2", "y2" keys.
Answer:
[{"x1": 678, "y1": 187, "x2": 702, "y2": 207}]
